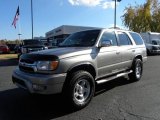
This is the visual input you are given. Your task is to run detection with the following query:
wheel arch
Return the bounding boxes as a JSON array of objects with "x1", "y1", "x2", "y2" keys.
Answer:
[
  {"x1": 134, "y1": 55, "x2": 143, "y2": 62},
  {"x1": 66, "y1": 63, "x2": 97, "y2": 80}
]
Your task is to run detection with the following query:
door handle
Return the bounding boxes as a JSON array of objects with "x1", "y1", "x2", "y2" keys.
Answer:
[
  {"x1": 116, "y1": 51, "x2": 120, "y2": 54},
  {"x1": 132, "y1": 50, "x2": 135, "y2": 52}
]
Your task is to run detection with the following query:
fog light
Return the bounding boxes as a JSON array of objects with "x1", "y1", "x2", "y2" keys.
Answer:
[{"x1": 32, "y1": 84, "x2": 46, "y2": 91}]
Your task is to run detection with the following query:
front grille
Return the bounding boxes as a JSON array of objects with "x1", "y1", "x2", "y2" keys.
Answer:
[
  {"x1": 12, "y1": 76, "x2": 26, "y2": 88},
  {"x1": 19, "y1": 65, "x2": 35, "y2": 73},
  {"x1": 19, "y1": 57, "x2": 36, "y2": 73}
]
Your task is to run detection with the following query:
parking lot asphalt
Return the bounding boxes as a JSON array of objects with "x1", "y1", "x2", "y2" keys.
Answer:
[{"x1": 0, "y1": 56, "x2": 160, "y2": 120}]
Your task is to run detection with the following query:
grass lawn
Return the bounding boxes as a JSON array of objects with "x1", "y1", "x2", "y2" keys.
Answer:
[{"x1": 0, "y1": 54, "x2": 17, "y2": 60}]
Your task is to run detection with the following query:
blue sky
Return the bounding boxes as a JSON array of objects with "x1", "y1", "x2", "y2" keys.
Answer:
[{"x1": 0, "y1": 0, "x2": 146, "y2": 40}]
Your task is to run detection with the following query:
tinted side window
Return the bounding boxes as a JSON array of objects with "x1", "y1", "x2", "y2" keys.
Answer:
[
  {"x1": 130, "y1": 32, "x2": 144, "y2": 45},
  {"x1": 101, "y1": 31, "x2": 118, "y2": 46},
  {"x1": 152, "y1": 40, "x2": 158, "y2": 45},
  {"x1": 118, "y1": 32, "x2": 132, "y2": 45}
]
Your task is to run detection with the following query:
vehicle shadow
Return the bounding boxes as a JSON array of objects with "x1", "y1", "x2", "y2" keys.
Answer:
[
  {"x1": 0, "y1": 77, "x2": 133, "y2": 120},
  {"x1": 0, "y1": 88, "x2": 78, "y2": 120},
  {"x1": 95, "y1": 77, "x2": 134, "y2": 96},
  {"x1": 0, "y1": 88, "x2": 76, "y2": 120},
  {"x1": 0, "y1": 58, "x2": 18, "y2": 66}
]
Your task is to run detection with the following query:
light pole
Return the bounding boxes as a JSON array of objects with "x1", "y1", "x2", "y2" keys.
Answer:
[
  {"x1": 31, "y1": 0, "x2": 34, "y2": 39},
  {"x1": 18, "y1": 33, "x2": 22, "y2": 40},
  {"x1": 113, "y1": 0, "x2": 121, "y2": 28}
]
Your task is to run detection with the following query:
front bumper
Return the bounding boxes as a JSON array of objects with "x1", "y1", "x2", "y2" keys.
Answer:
[
  {"x1": 150, "y1": 50, "x2": 160, "y2": 54},
  {"x1": 12, "y1": 68, "x2": 66, "y2": 94}
]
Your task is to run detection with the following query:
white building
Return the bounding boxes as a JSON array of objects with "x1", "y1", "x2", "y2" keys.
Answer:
[{"x1": 45, "y1": 25, "x2": 100, "y2": 40}]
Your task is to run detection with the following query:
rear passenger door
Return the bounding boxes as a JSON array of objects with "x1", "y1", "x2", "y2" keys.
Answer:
[{"x1": 117, "y1": 31, "x2": 135, "y2": 69}]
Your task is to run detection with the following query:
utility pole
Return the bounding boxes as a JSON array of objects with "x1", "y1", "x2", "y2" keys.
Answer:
[
  {"x1": 114, "y1": 0, "x2": 116, "y2": 28},
  {"x1": 31, "y1": 0, "x2": 34, "y2": 39},
  {"x1": 114, "y1": 0, "x2": 121, "y2": 28}
]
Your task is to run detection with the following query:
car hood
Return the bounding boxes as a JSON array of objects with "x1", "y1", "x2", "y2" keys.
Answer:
[
  {"x1": 23, "y1": 45, "x2": 44, "y2": 48},
  {"x1": 32, "y1": 47, "x2": 94, "y2": 59},
  {"x1": 146, "y1": 44, "x2": 160, "y2": 47}
]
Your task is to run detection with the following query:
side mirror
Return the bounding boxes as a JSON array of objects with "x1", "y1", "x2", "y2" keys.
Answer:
[{"x1": 100, "y1": 40, "x2": 112, "y2": 47}]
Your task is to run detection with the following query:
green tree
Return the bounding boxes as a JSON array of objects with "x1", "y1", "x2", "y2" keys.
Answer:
[
  {"x1": 121, "y1": 0, "x2": 160, "y2": 32},
  {"x1": 150, "y1": 0, "x2": 160, "y2": 32},
  {"x1": 0, "y1": 39, "x2": 22, "y2": 45}
]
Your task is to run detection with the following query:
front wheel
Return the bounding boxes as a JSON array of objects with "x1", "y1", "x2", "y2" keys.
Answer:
[
  {"x1": 64, "y1": 71, "x2": 95, "y2": 109},
  {"x1": 129, "y1": 59, "x2": 143, "y2": 82}
]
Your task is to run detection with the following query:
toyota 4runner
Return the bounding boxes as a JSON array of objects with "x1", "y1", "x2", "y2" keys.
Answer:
[{"x1": 12, "y1": 29, "x2": 147, "y2": 109}]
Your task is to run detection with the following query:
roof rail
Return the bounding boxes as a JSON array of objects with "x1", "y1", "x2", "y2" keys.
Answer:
[{"x1": 108, "y1": 27, "x2": 121, "y2": 30}]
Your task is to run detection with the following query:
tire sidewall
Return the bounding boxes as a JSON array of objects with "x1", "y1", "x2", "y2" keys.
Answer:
[
  {"x1": 69, "y1": 71, "x2": 95, "y2": 109},
  {"x1": 131, "y1": 59, "x2": 143, "y2": 81}
]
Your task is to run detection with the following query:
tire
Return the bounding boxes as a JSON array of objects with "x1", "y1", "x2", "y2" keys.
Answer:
[
  {"x1": 64, "y1": 71, "x2": 95, "y2": 109},
  {"x1": 147, "y1": 49, "x2": 151, "y2": 56},
  {"x1": 129, "y1": 59, "x2": 143, "y2": 82}
]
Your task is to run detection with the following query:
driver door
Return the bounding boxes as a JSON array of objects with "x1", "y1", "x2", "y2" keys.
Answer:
[{"x1": 97, "y1": 31, "x2": 122, "y2": 78}]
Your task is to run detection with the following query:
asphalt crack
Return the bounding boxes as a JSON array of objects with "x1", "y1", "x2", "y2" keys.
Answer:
[
  {"x1": 115, "y1": 98, "x2": 158, "y2": 120},
  {"x1": 125, "y1": 112, "x2": 158, "y2": 120}
]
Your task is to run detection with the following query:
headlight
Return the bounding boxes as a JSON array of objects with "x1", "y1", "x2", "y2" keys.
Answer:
[
  {"x1": 21, "y1": 47, "x2": 27, "y2": 53},
  {"x1": 36, "y1": 61, "x2": 58, "y2": 71},
  {"x1": 44, "y1": 46, "x2": 48, "y2": 49}
]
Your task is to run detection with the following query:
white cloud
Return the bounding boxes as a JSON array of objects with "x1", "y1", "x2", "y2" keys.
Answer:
[
  {"x1": 68, "y1": 0, "x2": 118, "y2": 9},
  {"x1": 68, "y1": 0, "x2": 101, "y2": 7},
  {"x1": 102, "y1": 1, "x2": 115, "y2": 9}
]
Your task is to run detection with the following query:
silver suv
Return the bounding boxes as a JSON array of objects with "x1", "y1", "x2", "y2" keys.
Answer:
[{"x1": 12, "y1": 29, "x2": 147, "y2": 109}]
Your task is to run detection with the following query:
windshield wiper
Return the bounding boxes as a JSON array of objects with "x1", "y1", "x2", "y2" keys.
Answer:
[
  {"x1": 58, "y1": 45, "x2": 71, "y2": 47},
  {"x1": 58, "y1": 44, "x2": 83, "y2": 47}
]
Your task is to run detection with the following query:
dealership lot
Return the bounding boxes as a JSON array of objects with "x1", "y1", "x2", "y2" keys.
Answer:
[{"x1": 0, "y1": 56, "x2": 160, "y2": 120}]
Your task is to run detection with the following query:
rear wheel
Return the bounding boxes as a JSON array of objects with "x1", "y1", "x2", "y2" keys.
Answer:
[
  {"x1": 64, "y1": 71, "x2": 95, "y2": 109},
  {"x1": 129, "y1": 59, "x2": 143, "y2": 81}
]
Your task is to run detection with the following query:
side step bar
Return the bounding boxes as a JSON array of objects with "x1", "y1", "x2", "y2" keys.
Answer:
[{"x1": 96, "y1": 70, "x2": 133, "y2": 84}]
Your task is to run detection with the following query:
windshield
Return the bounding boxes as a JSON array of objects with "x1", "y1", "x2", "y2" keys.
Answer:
[
  {"x1": 152, "y1": 40, "x2": 160, "y2": 45},
  {"x1": 59, "y1": 30, "x2": 100, "y2": 47},
  {"x1": 23, "y1": 40, "x2": 43, "y2": 46},
  {"x1": 52, "y1": 38, "x2": 65, "y2": 47}
]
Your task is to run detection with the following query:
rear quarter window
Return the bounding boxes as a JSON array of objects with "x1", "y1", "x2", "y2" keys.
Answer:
[{"x1": 130, "y1": 32, "x2": 144, "y2": 45}]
